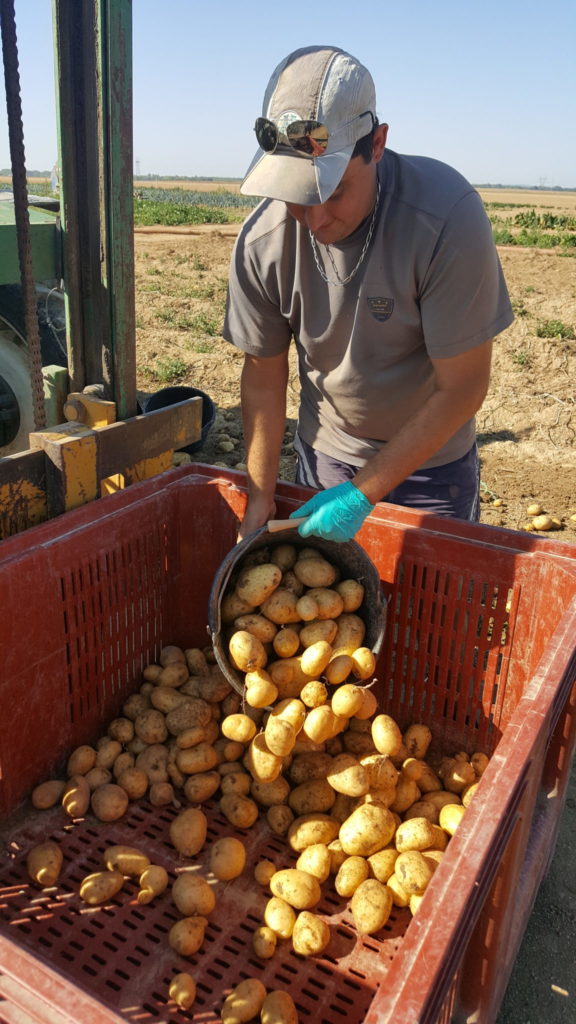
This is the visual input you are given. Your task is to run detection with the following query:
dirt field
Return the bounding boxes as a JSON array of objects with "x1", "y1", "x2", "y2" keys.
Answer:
[{"x1": 134, "y1": 193, "x2": 575, "y2": 1023}]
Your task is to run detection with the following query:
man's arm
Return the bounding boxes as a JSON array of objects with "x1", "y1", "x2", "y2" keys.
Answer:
[
  {"x1": 352, "y1": 339, "x2": 493, "y2": 503},
  {"x1": 238, "y1": 350, "x2": 290, "y2": 539}
]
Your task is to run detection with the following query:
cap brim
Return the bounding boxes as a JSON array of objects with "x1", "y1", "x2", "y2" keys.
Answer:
[{"x1": 240, "y1": 146, "x2": 354, "y2": 205}]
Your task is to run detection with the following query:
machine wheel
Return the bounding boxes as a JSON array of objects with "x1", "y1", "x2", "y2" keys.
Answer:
[{"x1": 0, "y1": 284, "x2": 67, "y2": 455}]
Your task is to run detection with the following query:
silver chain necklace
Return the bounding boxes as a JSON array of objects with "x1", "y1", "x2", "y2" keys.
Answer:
[{"x1": 309, "y1": 180, "x2": 381, "y2": 287}]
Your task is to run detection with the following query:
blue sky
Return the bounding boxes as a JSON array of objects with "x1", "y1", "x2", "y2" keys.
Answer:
[{"x1": 1, "y1": 0, "x2": 575, "y2": 187}]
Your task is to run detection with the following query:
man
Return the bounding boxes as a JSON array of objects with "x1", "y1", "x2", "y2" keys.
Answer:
[{"x1": 223, "y1": 45, "x2": 514, "y2": 542}]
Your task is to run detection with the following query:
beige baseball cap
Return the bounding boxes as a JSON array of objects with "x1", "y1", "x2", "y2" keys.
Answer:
[{"x1": 241, "y1": 45, "x2": 376, "y2": 205}]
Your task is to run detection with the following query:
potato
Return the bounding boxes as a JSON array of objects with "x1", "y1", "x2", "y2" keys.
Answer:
[
  {"x1": 350, "y1": 878, "x2": 393, "y2": 934},
  {"x1": 148, "y1": 782, "x2": 175, "y2": 806},
  {"x1": 264, "y1": 716, "x2": 297, "y2": 758},
  {"x1": 176, "y1": 742, "x2": 219, "y2": 776},
  {"x1": 123, "y1": 692, "x2": 151, "y2": 720},
  {"x1": 67, "y1": 745, "x2": 97, "y2": 777},
  {"x1": 169, "y1": 972, "x2": 196, "y2": 1012},
  {"x1": 335, "y1": 855, "x2": 370, "y2": 897},
  {"x1": 425, "y1": 790, "x2": 462, "y2": 811},
  {"x1": 91, "y1": 783, "x2": 129, "y2": 822},
  {"x1": 183, "y1": 770, "x2": 221, "y2": 804},
  {"x1": 272, "y1": 627, "x2": 301, "y2": 659},
  {"x1": 395, "y1": 817, "x2": 438, "y2": 853},
  {"x1": 443, "y1": 760, "x2": 476, "y2": 794},
  {"x1": 246, "y1": 733, "x2": 283, "y2": 783},
  {"x1": 302, "y1": 705, "x2": 340, "y2": 744},
  {"x1": 219, "y1": 793, "x2": 259, "y2": 829},
  {"x1": 135, "y1": 744, "x2": 169, "y2": 784},
  {"x1": 261, "y1": 992, "x2": 299, "y2": 1024},
  {"x1": 331, "y1": 613, "x2": 366, "y2": 657},
  {"x1": 26, "y1": 841, "x2": 63, "y2": 887},
  {"x1": 403, "y1": 799, "x2": 439, "y2": 824},
  {"x1": 296, "y1": 843, "x2": 331, "y2": 883},
  {"x1": 350, "y1": 647, "x2": 376, "y2": 681},
  {"x1": 361, "y1": 754, "x2": 399, "y2": 791},
  {"x1": 103, "y1": 845, "x2": 150, "y2": 876},
  {"x1": 221, "y1": 591, "x2": 255, "y2": 623},
  {"x1": 390, "y1": 775, "x2": 421, "y2": 814},
  {"x1": 221, "y1": 771, "x2": 251, "y2": 797},
  {"x1": 134, "y1": 709, "x2": 168, "y2": 745},
  {"x1": 112, "y1": 752, "x2": 135, "y2": 778},
  {"x1": 387, "y1": 872, "x2": 410, "y2": 908},
  {"x1": 295, "y1": 593, "x2": 320, "y2": 621},
  {"x1": 266, "y1": 804, "x2": 295, "y2": 835},
  {"x1": 166, "y1": 698, "x2": 212, "y2": 736},
  {"x1": 471, "y1": 751, "x2": 490, "y2": 777},
  {"x1": 305, "y1": 587, "x2": 345, "y2": 620},
  {"x1": 288, "y1": 752, "x2": 334, "y2": 786},
  {"x1": 299, "y1": 679, "x2": 329, "y2": 708},
  {"x1": 185, "y1": 646, "x2": 210, "y2": 675},
  {"x1": 251, "y1": 776, "x2": 291, "y2": 807},
  {"x1": 330, "y1": 682, "x2": 363, "y2": 718},
  {"x1": 172, "y1": 872, "x2": 215, "y2": 915},
  {"x1": 221, "y1": 978, "x2": 267, "y2": 1024},
  {"x1": 252, "y1": 924, "x2": 278, "y2": 959},
  {"x1": 270, "y1": 868, "x2": 321, "y2": 910},
  {"x1": 403, "y1": 723, "x2": 432, "y2": 760},
  {"x1": 372, "y1": 714, "x2": 403, "y2": 756},
  {"x1": 95, "y1": 736, "x2": 123, "y2": 769},
  {"x1": 31, "y1": 779, "x2": 66, "y2": 809},
  {"x1": 289, "y1": 779, "x2": 336, "y2": 816},
  {"x1": 159, "y1": 662, "x2": 189, "y2": 688},
  {"x1": 354, "y1": 687, "x2": 379, "y2": 720},
  {"x1": 324, "y1": 654, "x2": 354, "y2": 686},
  {"x1": 367, "y1": 847, "x2": 399, "y2": 883},
  {"x1": 293, "y1": 556, "x2": 337, "y2": 588},
  {"x1": 169, "y1": 807, "x2": 207, "y2": 856},
  {"x1": 142, "y1": 663, "x2": 163, "y2": 683},
  {"x1": 300, "y1": 640, "x2": 333, "y2": 678},
  {"x1": 137, "y1": 864, "x2": 169, "y2": 904},
  {"x1": 80, "y1": 869, "x2": 124, "y2": 905},
  {"x1": 281, "y1": 569, "x2": 305, "y2": 596},
  {"x1": 229, "y1": 631, "x2": 267, "y2": 673},
  {"x1": 260, "y1": 588, "x2": 302, "y2": 625},
  {"x1": 292, "y1": 910, "x2": 331, "y2": 956},
  {"x1": 394, "y1": 850, "x2": 435, "y2": 894},
  {"x1": 107, "y1": 717, "x2": 134, "y2": 744},
  {"x1": 462, "y1": 781, "x2": 480, "y2": 807},
  {"x1": 288, "y1": 813, "x2": 340, "y2": 852},
  {"x1": 115, "y1": 767, "x2": 148, "y2": 800},
  {"x1": 210, "y1": 837, "x2": 246, "y2": 880},
  {"x1": 270, "y1": 542, "x2": 298, "y2": 571},
  {"x1": 299, "y1": 619, "x2": 338, "y2": 648},
  {"x1": 168, "y1": 916, "x2": 208, "y2": 957},
  {"x1": 62, "y1": 775, "x2": 91, "y2": 818},
  {"x1": 339, "y1": 803, "x2": 396, "y2": 856},
  {"x1": 254, "y1": 859, "x2": 276, "y2": 886},
  {"x1": 159, "y1": 644, "x2": 186, "y2": 666},
  {"x1": 245, "y1": 671, "x2": 279, "y2": 709},
  {"x1": 335, "y1": 579, "x2": 365, "y2": 612},
  {"x1": 234, "y1": 613, "x2": 278, "y2": 643},
  {"x1": 327, "y1": 754, "x2": 369, "y2": 797},
  {"x1": 221, "y1": 713, "x2": 258, "y2": 744},
  {"x1": 235, "y1": 563, "x2": 282, "y2": 606},
  {"x1": 439, "y1": 802, "x2": 466, "y2": 835}
]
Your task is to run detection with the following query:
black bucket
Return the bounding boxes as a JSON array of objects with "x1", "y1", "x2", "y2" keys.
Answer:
[
  {"x1": 144, "y1": 385, "x2": 216, "y2": 454},
  {"x1": 208, "y1": 525, "x2": 387, "y2": 695}
]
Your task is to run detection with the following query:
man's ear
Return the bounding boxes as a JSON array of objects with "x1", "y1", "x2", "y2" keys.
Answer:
[{"x1": 373, "y1": 123, "x2": 389, "y2": 162}]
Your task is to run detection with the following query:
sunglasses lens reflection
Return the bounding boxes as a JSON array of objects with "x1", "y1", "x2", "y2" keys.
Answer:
[{"x1": 255, "y1": 118, "x2": 329, "y2": 155}]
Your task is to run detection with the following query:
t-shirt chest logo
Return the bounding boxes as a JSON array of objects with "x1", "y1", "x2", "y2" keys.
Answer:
[{"x1": 367, "y1": 296, "x2": 394, "y2": 322}]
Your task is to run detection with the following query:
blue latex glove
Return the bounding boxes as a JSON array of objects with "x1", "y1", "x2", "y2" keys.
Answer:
[{"x1": 289, "y1": 481, "x2": 375, "y2": 542}]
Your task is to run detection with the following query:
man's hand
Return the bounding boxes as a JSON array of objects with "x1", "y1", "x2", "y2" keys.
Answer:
[{"x1": 289, "y1": 482, "x2": 374, "y2": 542}]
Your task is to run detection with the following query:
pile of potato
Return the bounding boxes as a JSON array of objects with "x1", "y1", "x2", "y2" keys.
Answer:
[{"x1": 24, "y1": 540, "x2": 490, "y2": 1022}]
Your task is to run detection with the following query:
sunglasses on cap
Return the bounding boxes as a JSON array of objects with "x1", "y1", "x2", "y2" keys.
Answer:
[{"x1": 254, "y1": 110, "x2": 375, "y2": 157}]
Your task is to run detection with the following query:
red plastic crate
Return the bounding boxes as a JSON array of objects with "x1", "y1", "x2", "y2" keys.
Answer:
[{"x1": 0, "y1": 466, "x2": 575, "y2": 1024}]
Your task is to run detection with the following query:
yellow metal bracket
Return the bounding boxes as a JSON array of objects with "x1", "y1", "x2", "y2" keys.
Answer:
[{"x1": 0, "y1": 396, "x2": 202, "y2": 540}]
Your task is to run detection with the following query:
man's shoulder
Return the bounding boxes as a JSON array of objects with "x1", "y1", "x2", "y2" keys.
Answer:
[
  {"x1": 384, "y1": 150, "x2": 479, "y2": 219},
  {"x1": 237, "y1": 198, "x2": 292, "y2": 251}
]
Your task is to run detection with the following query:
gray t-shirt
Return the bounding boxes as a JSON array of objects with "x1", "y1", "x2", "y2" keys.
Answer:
[{"x1": 223, "y1": 149, "x2": 514, "y2": 468}]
